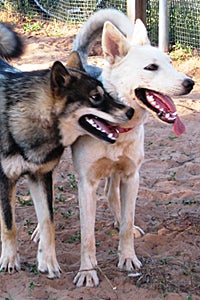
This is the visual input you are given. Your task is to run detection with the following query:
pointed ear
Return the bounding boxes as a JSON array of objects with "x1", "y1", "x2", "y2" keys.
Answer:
[
  {"x1": 50, "y1": 61, "x2": 72, "y2": 97},
  {"x1": 66, "y1": 51, "x2": 85, "y2": 71},
  {"x1": 130, "y1": 19, "x2": 150, "y2": 46},
  {"x1": 102, "y1": 21, "x2": 130, "y2": 64}
]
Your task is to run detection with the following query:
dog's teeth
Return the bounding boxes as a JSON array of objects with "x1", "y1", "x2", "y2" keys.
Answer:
[
  {"x1": 155, "y1": 105, "x2": 160, "y2": 109},
  {"x1": 166, "y1": 113, "x2": 170, "y2": 119},
  {"x1": 108, "y1": 133, "x2": 116, "y2": 140},
  {"x1": 87, "y1": 118, "x2": 94, "y2": 125},
  {"x1": 147, "y1": 95, "x2": 154, "y2": 102}
]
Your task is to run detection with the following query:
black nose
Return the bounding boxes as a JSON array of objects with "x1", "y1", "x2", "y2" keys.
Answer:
[
  {"x1": 182, "y1": 78, "x2": 195, "y2": 93},
  {"x1": 126, "y1": 107, "x2": 134, "y2": 120}
]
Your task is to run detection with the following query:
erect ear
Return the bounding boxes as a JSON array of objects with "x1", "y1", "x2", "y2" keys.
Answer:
[
  {"x1": 102, "y1": 21, "x2": 130, "y2": 64},
  {"x1": 130, "y1": 19, "x2": 150, "y2": 46},
  {"x1": 66, "y1": 51, "x2": 85, "y2": 71},
  {"x1": 50, "y1": 61, "x2": 72, "y2": 97}
]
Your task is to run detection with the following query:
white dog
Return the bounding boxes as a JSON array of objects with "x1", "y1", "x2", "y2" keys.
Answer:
[{"x1": 71, "y1": 9, "x2": 194, "y2": 287}]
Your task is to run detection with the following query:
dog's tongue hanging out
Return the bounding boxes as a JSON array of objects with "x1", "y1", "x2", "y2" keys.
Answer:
[
  {"x1": 145, "y1": 90, "x2": 186, "y2": 136},
  {"x1": 173, "y1": 115, "x2": 185, "y2": 135}
]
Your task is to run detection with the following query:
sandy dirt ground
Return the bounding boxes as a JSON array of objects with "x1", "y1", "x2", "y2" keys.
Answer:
[{"x1": 0, "y1": 20, "x2": 200, "y2": 300}]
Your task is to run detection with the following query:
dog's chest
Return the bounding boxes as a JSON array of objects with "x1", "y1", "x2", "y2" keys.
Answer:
[
  {"x1": 90, "y1": 139, "x2": 143, "y2": 179},
  {"x1": 1, "y1": 154, "x2": 59, "y2": 179}
]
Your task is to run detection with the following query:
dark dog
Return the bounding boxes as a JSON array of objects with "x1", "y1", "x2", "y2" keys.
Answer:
[{"x1": 0, "y1": 23, "x2": 134, "y2": 278}]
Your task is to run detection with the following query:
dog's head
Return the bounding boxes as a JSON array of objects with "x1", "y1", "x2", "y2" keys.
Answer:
[
  {"x1": 101, "y1": 20, "x2": 195, "y2": 135},
  {"x1": 50, "y1": 51, "x2": 134, "y2": 145}
]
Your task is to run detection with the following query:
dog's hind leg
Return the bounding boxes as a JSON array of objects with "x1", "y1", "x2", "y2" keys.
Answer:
[
  {"x1": 105, "y1": 174, "x2": 121, "y2": 228},
  {"x1": 117, "y1": 172, "x2": 142, "y2": 271},
  {"x1": 27, "y1": 172, "x2": 61, "y2": 278},
  {"x1": 0, "y1": 169, "x2": 20, "y2": 273},
  {"x1": 73, "y1": 177, "x2": 99, "y2": 287},
  {"x1": 106, "y1": 175, "x2": 145, "y2": 238}
]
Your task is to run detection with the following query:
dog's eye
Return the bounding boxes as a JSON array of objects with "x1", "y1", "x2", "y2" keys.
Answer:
[
  {"x1": 144, "y1": 64, "x2": 158, "y2": 71},
  {"x1": 89, "y1": 93, "x2": 103, "y2": 104}
]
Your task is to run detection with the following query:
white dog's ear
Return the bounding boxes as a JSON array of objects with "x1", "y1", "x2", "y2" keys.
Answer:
[
  {"x1": 102, "y1": 21, "x2": 130, "y2": 64},
  {"x1": 131, "y1": 19, "x2": 150, "y2": 46}
]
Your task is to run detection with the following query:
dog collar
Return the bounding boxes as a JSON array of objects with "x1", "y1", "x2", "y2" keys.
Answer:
[{"x1": 117, "y1": 127, "x2": 134, "y2": 133}]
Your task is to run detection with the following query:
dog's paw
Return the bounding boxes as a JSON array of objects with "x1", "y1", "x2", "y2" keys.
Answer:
[
  {"x1": 73, "y1": 269, "x2": 99, "y2": 287},
  {"x1": 38, "y1": 259, "x2": 61, "y2": 279},
  {"x1": 118, "y1": 254, "x2": 142, "y2": 271},
  {"x1": 0, "y1": 252, "x2": 20, "y2": 274},
  {"x1": 133, "y1": 225, "x2": 145, "y2": 238},
  {"x1": 37, "y1": 248, "x2": 61, "y2": 279},
  {"x1": 31, "y1": 224, "x2": 40, "y2": 243}
]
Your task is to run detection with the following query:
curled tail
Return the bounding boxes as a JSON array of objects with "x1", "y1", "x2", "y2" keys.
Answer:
[
  {"x1": 73, "y1": 8, "x2": 133, "y2": 65},
  {"x1": 0, "y1": 23, "x2": 24, "y2": 59}
]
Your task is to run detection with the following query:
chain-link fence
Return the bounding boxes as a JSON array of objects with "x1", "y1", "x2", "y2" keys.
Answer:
[
  {"x1": 0, "y1": 0, "x2": 199, "y2": 54},
  {"x1": 147, "y1": 0, "x2": 200, "y2": 54},
  {"x1": 0, "y1": 0, "x2": 126, "y2": 21}
]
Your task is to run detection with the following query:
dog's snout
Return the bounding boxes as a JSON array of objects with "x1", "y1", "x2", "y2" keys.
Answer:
[
  {"x1": 182, "y1": 78, "x2": 195, "y2": 93},
  {"x1": 126, "y1": 107, "x2": 134, "y2": 120}
]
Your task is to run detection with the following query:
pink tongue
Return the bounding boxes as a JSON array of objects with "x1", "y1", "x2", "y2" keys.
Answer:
[
  {"x1": 173, "y1": 116, "x2": 185, "y2": 135},
  {"x1": 150, "y1": 91, "x2": 186, "y2": 136}
]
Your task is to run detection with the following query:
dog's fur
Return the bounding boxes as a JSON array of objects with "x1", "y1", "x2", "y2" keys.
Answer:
[
  {"x1": 72, "y1": 9, "x2": 194, "y2": 287},
  {"x1": 0, "y1": 23, "x2": 134, "y2": 278}
]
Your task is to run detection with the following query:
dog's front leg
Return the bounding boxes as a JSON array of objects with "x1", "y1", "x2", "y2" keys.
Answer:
[
  {"x1": 73, "y1": 177, "x2": 99, "y2": 287},
  {"x1": 118, "y1": 172, "x2": 142, "y2": 271},
  {"x1": 0, "y1": 170, "x2": 20, "y2": 273},
  {"x1": 28, "y1": 172, "x2": 61, "y2": 278}
]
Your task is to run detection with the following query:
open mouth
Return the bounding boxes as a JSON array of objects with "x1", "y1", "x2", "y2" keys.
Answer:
[
  {"x1": 79, "y1": 114, "x2": 120, "y2": 143},
  {"x1": 135, "y1": 88, "x2": 185, "y2": 135}
]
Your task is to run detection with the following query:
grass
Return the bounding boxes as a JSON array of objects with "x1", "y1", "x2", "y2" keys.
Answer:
[
  {"x1": 67, "y1": 231, "x2": 81, "y2": 244},
  {"x1": 28, "y1": 263, "x2": 39, "y2": 275},
  {"x1": 56, "y1": 192, "x2": 65, "y2": 203},
  {"x1": 61, "y1": 209, "x2": 73, "y2": 219},
  {"x1": 17, "y1": 196, "x2": 32, "y2": 206},
  {"x1": 67, "y1": 173, "x2": 78, "y2": 189},
  {"x1": 5, "y1": 296, "x2": 13, "y2": 300},
  {"x1": 170, "y1": 43, "x2": 193, "y2": 61}
]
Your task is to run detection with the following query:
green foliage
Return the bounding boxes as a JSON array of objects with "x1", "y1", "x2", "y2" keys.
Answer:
[
  {"x1": 146, "y1": 0, "x2": 199, "y2": 53},
  {"x1": 17, "y1": 196, "x2": 32, "y2": 206},
  {"x1": 67, "y1": 231, "x2": 81, "y2": 243},
  {"x1": 23, "y1": 23, "x2": 42, "y2": 32},
  {"x1": 1, "y1": 0, "x2": 199, "y2": 54},
  {"x1": 67, "y1": 173, "x2": 77, "y2": 189},
  {"x1": 169, "y1": 1, "x2": 200, "y2": 50}
]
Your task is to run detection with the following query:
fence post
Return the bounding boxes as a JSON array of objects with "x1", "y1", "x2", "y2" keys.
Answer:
[
  {"x1": 159, "y1": 0, "x2": 169, "y2": 52},
  {"x1": 127, "y1": 0, "x2": 146, "y2": 25}
]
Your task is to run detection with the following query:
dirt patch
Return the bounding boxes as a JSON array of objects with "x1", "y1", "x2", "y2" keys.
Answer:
[{"x1": 0, "y1": 21, "x2": 200, "y2": 300}]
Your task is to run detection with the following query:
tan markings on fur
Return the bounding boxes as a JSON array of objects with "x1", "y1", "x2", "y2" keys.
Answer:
[
  {"x1": 2, "y1": 155, "x2": 59, "y2": 179},
  {"x1": 9, "y1": 87, "x2": 62, "y2": 135},
  {"x1": 89, "y1": 156, "x2": 135, "y2": 180},
  {"x1": 59, "y1": 105, "x2": 132, "y2": 147},
  {"x1": 0, "y1": 183, "x2": 20, "y2": 272},
  {"x1": 0, "y1": 224, "x2": 17, "y2": 242}
]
